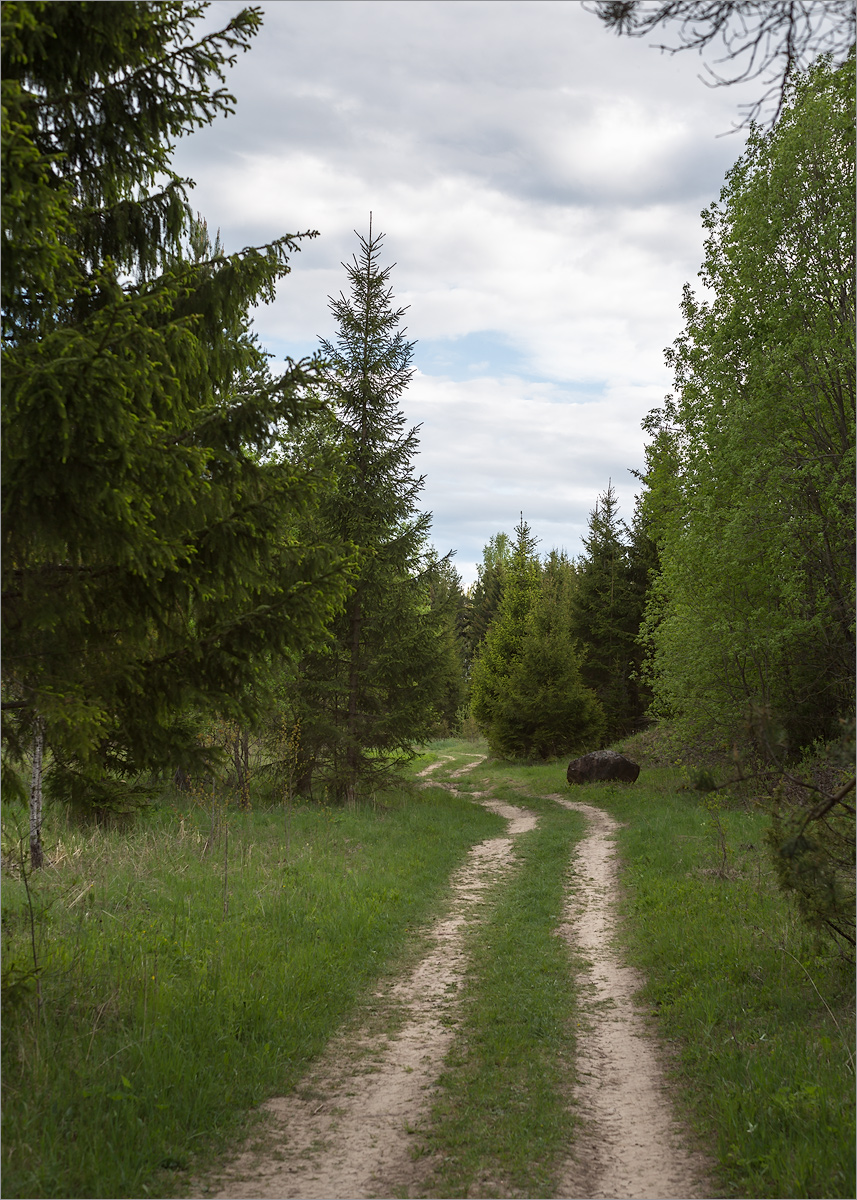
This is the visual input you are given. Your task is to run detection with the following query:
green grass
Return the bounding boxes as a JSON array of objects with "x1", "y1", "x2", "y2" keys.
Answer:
[
  {"x1": 416, "y1": 741, "x2": 855, "y2": 1199},
  {"x1": 410, "y1": 755, "x2": 587, "y2": 1198},
  {"x1": 4, "y1": 736, "x2": 853, "y2": 1200},
  {"x1": 1, "y1": 784, "x2": 502, "y2": 1199},
  {"x1": 594, "y1": 770, "x2": 856, "y2": 1199}
]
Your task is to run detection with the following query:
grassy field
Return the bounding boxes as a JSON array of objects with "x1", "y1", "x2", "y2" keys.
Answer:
[
  {"x1": 2, "y1": 737, "x2": 854, "y2": 1199},
  {"x1": 434, "y1": 746, "x2": 855, "y2": 1200},
  {"x1": 1, "y1": 777, "x2": 502, "y2": 1199}
]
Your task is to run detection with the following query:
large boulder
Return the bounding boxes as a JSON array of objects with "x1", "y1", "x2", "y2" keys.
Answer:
[{"x1": 566, "y1": 750, "x2": 640, "y2": 785}]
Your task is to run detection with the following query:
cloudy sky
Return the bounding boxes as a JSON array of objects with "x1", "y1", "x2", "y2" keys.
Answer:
[{"x1": 172, "y1": 0, "x2": 760, "y2": 586}]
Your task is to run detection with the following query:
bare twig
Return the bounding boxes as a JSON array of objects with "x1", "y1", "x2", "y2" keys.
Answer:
[
  {"x1": 757, "y1": 926, "x2": 855, "y2": 1074},
  {"x1": 585, "y1": 1, "x2": 856, "y2": 128}
]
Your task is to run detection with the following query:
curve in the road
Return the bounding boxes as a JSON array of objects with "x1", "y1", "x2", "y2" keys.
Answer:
[{"x1": 198, "y1": 764, "x2": 535, "y2": 1200}]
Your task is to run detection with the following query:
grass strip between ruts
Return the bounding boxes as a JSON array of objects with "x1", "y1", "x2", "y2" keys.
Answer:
[
  {"x1": 416, "y1": 787, "x2": 586, "y2": 1199},
  {"x1": 420, "y1": 746, "x2": 855, "y2": 1200}
]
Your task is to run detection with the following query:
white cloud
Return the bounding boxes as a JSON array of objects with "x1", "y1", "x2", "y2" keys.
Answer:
[
  {"x1": 173, "y1": 0, "x2": 759, "y2": 586},
  {"x1": 400, "y1": 372, "x2": 664, "y2": 583}
]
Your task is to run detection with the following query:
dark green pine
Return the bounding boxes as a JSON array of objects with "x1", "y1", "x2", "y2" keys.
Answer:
[
  {"x1": 570, "y1": 481, "x2": 647, "y2": 740},
  {"x1": 506, "y1": 551, "x2": 606, "y2": 760},
  {"x1": 282, "y1": 222, "x2": 460, "y2": 802},
  {"x1": 1, "y1": 1, "x2": 352, "y2": 807},
  {"x1": 462, "y1": 532, "x2": 512, "y2": 673}
]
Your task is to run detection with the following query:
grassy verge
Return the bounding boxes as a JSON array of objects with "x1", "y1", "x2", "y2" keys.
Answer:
[
  {"x1": 472, "y1": 748, "x2": 854, "y2": 1199},
  {"x1": 598, "y1": 769, "x2": 855, "y2": 1199},
  {"x1": 1, "y1": 784, "x2": 502, "y2": 1199},
  {"x1": 412, "y1": 755, "x2": 587, "y2": 1199},
  {"x1": 419, "y1": 742, "x2": 854, "y2": 1199}
]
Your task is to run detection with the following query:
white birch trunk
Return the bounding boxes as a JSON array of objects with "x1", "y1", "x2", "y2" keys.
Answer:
[{"x1": 29, "y1": 716, "x2": 45, "y2": 870}]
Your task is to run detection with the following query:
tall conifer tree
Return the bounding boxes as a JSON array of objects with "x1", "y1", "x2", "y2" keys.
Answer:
[
  {"x1": 1, "y1": 2, "x2": 351, "y2": 846},
  {"x1": 470, "y1": 517, "x2": 541, "y2": 755},
  {"x1": 571, "y1": 483, "x2": 646, "y2": 739},
  {"x1": 472, "y1": 530, "x2": 604, "y2": 760},
  {"x1": 286, "y1": 222, "x2": 451, "y2": 802},
  {"x1": 462, "y1": 532, "x2": 512, "y2": 674},
  {"x1": 506, "y1": 552, "x2": 605, "y2": 759},
  {"x1": 426, "y1": 555, "x2": 468, "y2": 735}
]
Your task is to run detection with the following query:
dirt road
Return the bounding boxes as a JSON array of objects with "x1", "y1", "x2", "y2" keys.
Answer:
[
  {"x1": 194, "y1": 754, "x2": 709, "y2": 1199},
  {"x1": 554, "y1": 795, "x2": 709, "y2": 1200}
]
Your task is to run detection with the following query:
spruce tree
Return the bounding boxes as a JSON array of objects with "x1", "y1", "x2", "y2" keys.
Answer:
[
  {"x1": 462, "y1": 532, "x2": 512, "y2": 674},
  {"x1": 1, "y1": 2, "x2": 351, "y2": 840},
  {"x1": 506, "y1": 552, "x2": 605, "y2": 759},
  {"x1": 472, "y1": 535, "x2": 604, "y2": 761},
  {"x1": 571, "y1": 482, "x2": 646, "y2": 739},
  {"x1": 470, "y1": 517, "x2": 541, "y2": 755},
  {"x1": 285, "y1": 222, "x2": 451, "y2": 802},
  {"x1": 426, "y1": 555, "x2": 468, "y2": 735}
]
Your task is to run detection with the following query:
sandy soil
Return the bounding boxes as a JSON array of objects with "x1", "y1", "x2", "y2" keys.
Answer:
[
  {"x1": 194, "y1": 760, "x2": 535, "y2": 1200},
  {"x1": 553, "y1": 795, "x2": 711, "y2": 1200},
  {"x1": 193, "y1": 763, "x2": 711, "y2": 1200},
  {"x1": 449, "y1": 754, "x2": 488, "y2": 777}
]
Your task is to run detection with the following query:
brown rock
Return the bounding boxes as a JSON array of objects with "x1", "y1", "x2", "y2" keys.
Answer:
[{"x1": 566, "y1": 750, "x2": 640, "y2": 785}]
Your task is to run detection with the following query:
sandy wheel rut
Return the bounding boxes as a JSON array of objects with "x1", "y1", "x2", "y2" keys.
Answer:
[
  {"x1": 197, "y1": 774, "x2": 535, "y2": 1200},
  {"x1": 553, "y1": 794, "x2": 711, "y2": 1200},
  {"x1": 196, "y1": 762, "x2": 711, "y2": 1200}
]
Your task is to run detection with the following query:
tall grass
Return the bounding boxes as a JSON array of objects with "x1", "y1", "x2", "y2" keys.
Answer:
[
  {"x1": 424, "y1": 744, "x2": 855, "y2": 1199},
  {"x1": 597, "y1": 770, "x2": 856, "y2": 1200},
  {"x1": 1, "y1": 785, "x2": 502, "y2": 1199}
]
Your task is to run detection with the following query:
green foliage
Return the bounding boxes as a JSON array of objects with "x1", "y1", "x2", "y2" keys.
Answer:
[
  {"x1": 472, "y1": 526, "x2": 605, "y2": 761},
  {"x1": 425, "y1": 555, "x2": 469, "y2": 735},
  {"x1": 470, "y1": 517, "x2": 541, "y2": 755},
  {"x1": 461, "y1": 531, "x2": 512, "y2": 672},
  {"x1": 766, "y1": 732, "x2": 856, "y2": 956},
  {"x1": 768, "y1": 801, "x2": 855, "y2": 955},
  {"x1": 505, "y1": 552, "x2": 606, "y2": 759},
  {"x1": 641, "y1": 54, "x2": 855, "y2": 752},
  {"x1": 571, "y1": 481, "x2": 649, "y2": 738},
  {"x1": 1, "y1": 2, "x2": 352, "y2": 795},
  {"x1": 280, "y1": 224, "x2": 459, "y2": 801}
]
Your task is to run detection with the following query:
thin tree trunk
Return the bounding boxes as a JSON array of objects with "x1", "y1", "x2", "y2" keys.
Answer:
[
  {"x1": 29, "y1": 716, "x2": 45, "y2": 870},
  {"x1": 223, "y1": 813, "x2": 229, "y2": 916},
  {"x1": 345, "y1": 591, "x2": 363, "y2": 807}
]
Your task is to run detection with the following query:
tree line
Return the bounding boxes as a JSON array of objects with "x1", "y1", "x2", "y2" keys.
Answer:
[
  {"x1": 1, "y1": 0, "x2": 465, "y2": 841},
  {"x1": 2, "y1": 4, "x2": 854, "y2": 890},
  {"x1": 465, "y1": 47, "x2": 854, "y2": 773},
  {"x1": 461, "y1": 489, "x2": 653, "y2": 760}
]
